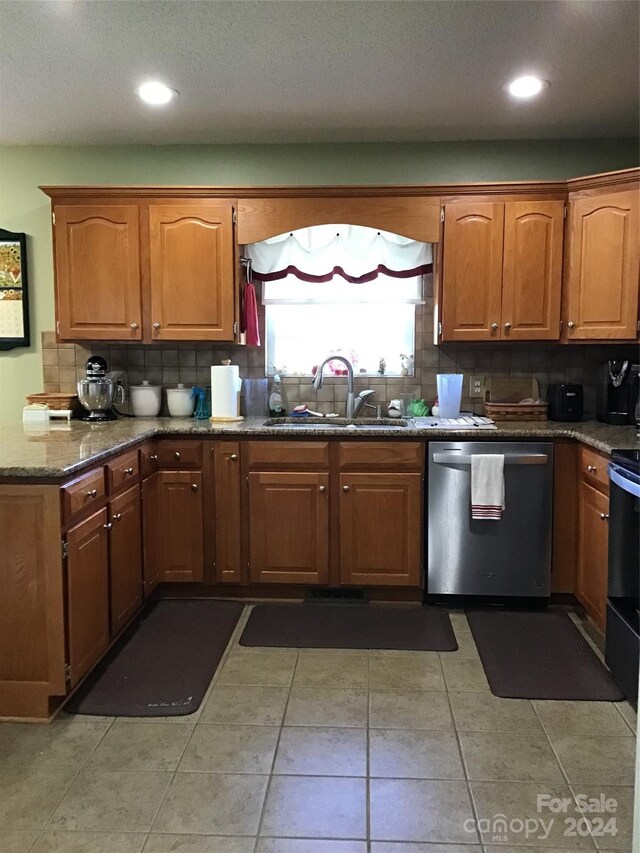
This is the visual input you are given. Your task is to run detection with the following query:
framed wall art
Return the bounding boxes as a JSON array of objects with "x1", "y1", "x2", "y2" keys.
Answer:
[{"x1": 0, "y1": 229, "x2": 30, "y2": 350}]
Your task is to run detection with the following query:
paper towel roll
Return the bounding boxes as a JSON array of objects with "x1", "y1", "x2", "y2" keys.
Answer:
[{"x1": 210, "y1": 364, "x2": 242, "y2": 419}]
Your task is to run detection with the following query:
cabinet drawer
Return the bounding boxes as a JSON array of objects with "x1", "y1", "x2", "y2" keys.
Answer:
[
  {"x1": 247, "y1": 441, "x2": 330, "y2": 469},
  {"x1": 157, "y1": 441, "x2": 203, "y2": 469},
  {"x1": 579, "y1": 446, "x2": 609, "y2": 494},
  {"x1": 106, "y1": 450, "x2": 139, "y2": 493},
  {"x1": 62, "y1": 468, "x2": 106, "y2": 524},
  {"x1": 139, "y1": 442, "x2": 158, "y2": 478},
  {"x1": 339, "y1": 441, "x2": 424, "y2": 470}
]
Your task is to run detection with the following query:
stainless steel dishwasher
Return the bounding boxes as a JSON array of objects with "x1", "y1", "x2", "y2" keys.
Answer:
[{"x1": 427, "y1": 441, "x2": 553, "y2": 597}]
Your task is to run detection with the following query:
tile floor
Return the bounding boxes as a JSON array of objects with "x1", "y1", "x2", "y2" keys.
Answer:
[{"x1": 0, "y1": 608, "x2": 636, "y2": 853}]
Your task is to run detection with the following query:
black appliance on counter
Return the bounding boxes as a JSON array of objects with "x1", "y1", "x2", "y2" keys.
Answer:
[
  {"x1": 605, "y1": 449, "x2": 640, "y2": 709},
  {"x1": 547, "y1": 384, "x2": 583, "y2": 422},
  {"x1": 597, "y1": 361, "x2": 640, "y2": 425}
]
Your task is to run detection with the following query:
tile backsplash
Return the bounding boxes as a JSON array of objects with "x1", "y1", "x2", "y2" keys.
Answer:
[{"x1": 40, "y1": 297, "x2": 637, "y2": 419}]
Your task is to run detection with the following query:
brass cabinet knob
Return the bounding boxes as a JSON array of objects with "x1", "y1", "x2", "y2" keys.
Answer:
[
  {"x1": 319, "y1": 485, "x2": 326, "y2": 493},
  {"x1": 103, "y1": 522, "x2": 112, "y2": 530},
  {"x1": 87, "y1": 489, "x2": 97, "y2": 498},
  {"x1": 504, "y1": 322, "x2": 512, "y2": 330},
  {"x1": 587, "y1": 465, "x2": 596, "y2": 473},
  {"x1": 491, "y1": 323, "x2": 499, "y2": 330},
  {"x1": 342, "y1": 485, "x2": 350, "y2": 492},
  {"x1": 113, "y1": 513, "x2": 122, "y2": 521},
  {"x1": 567, "y1": 321, "x2": 575, "y2": 328},
  {"x1": 600, "y1": 513, "x2": 609, "y2": 521},
  {"x1": 230, "y1": 453, "x2": 238, "y2": 461},
  {"x1": 191, "y1": 483, "x2": 198, "y2": 491},
  {"x1": 153, "y1": 322, "x2": 161, "y2": 329},
  {"x1": 125, "y1": 467, "x2": 134, "y2": 475},
  {"x1": 174, "y1": 451, "x2": 181, "y2": 460},
  {"x1": 130, "y1": 322, "x2": 139, "y2": 330}
]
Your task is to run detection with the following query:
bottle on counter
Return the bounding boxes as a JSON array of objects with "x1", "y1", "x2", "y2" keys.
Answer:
[{"x1": 268, "y1": 374, "x2": 287, "y2": 418}]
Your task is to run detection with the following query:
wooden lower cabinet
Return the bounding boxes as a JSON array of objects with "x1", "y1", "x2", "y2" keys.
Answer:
[
  {"x1": 248, "y1": 471, "x2": 330, "y2": 584},
  {"x1": 339, "y1": 472, "x2": 422, "y2": 586},
  {"x1": 213, "y1": 442, "x2": 242, "y2": 583},
  {"x1": 576, "y1": 481, "x2": 610, "y2": 632},
  {"x1": 108, "y1": 484, "x2": 143, "y2": 635},
  {"x1": 66, "y1": 507, "x2": 110, "y2": 687},
  {"x1": 157, "y1": 471, "x2": 204, "y2": 582},
  {"x1": 141, "y1": 472, "x2": 162, "y2": 596}
]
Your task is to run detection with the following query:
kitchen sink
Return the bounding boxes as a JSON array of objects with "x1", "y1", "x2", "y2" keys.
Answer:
[{"x1": 262, "y1": 417, "x2": 410, "y2": 429}]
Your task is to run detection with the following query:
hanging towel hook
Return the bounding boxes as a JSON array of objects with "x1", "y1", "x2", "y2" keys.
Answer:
[{"x1": 240, "y1": 256, "x2": 253, "y2": 284}]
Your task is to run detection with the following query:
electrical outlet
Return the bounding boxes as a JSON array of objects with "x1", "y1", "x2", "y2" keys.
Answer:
[{"x1": 470, "y1": 375, "x2": 485, "y2": 398}]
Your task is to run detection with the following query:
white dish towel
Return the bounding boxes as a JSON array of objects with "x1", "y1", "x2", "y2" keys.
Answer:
[{"x1": 471, "y1": 454, "x2": 505, "y2": 520}]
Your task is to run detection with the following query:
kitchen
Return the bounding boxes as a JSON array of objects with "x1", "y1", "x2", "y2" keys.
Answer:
[{"x1": 0, "y1": 2, "x2": 639, "y2": 852}]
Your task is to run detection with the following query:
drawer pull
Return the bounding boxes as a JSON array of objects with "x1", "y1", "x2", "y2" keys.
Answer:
[
  {"x1": 230, "y1": 453, "x2": 238, "y2": 461},
  {"x1": 567, "y1": 321, "x2": 575, "y2": 328},
  {"x1": 491, "y1": 322, "x2": 499, "y2": 330},
  {"x1": 600, "y1": 513, "x2": 609, "y2": 521},
  {"x1": 504, "y1": 322, "x2": 512, "y2": 330},
  {"x1": 87, "y1": 489, "x2": 98, "y2": 498},
  {"x1": 150, "y1": 454, "x2": 158, "y2": 461},
  {"x1": 587, "y1": 465, "x2": 597, "y2": 473},
  {"x1": 174, "y1": 451, "x2": 181, "y2": 460},
  {"x1": 125, "y1": 467, "x2": 134, "y2": 475},
  {"x1": 319, "y1": 485, "x2": 326, "y2": 493},
  {"x1": 153, "y1": 322, "x2": 161, "y2": 329},
  {"x1": 103, "y1": 522, "x2": 112, "y2": 530},
  {"x1": 191, "y1": 483, "x2": 198, "y2": 491},
  {"x1": 342, "y1": 485, "x2": 350, "y2": 492},
  {"x1": 112, "y1": 513, "x2": 122, "y2": 521},
  {"x1": 130, "y1": 322, "x2": 139, "y2": 330}
]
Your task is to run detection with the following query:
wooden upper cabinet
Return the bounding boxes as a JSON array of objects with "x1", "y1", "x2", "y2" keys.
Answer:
[
  {"x1": 148, "y1": 202, "x2": 236, "y2": 341},
  {"x1": 565, "y1": 189, "x2": 640, "y2": 340},
  {"x1": 54, "y1": 205, "x2": 142, "y2": 340},
  {"x1": 501, "y1": 201, "x2": 564, "y2": 340},
  {"x1": 441, "y1": 203, "x2": 504, "y2": 341}
]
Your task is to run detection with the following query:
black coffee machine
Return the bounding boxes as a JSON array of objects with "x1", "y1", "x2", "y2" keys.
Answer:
[{"x1": 597, "y1": 361, "x2": 640, "y2": 425}]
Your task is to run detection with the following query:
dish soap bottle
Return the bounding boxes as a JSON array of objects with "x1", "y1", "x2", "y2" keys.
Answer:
[{"x1": 268, "y1": 374, "x2": 287, "y2": 418}]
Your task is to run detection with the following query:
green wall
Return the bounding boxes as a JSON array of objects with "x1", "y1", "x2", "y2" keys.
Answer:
[{"x1": 0, "y1": 138, "x2": 638, "y2": 419}]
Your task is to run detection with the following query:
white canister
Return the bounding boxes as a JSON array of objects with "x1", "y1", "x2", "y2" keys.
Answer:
[
  {"x1": 130, "y1": 380, "x2": 162, "y2": 417},
  {"x1": 166, "y1": 383, "x2": 195, "y2": 418}
]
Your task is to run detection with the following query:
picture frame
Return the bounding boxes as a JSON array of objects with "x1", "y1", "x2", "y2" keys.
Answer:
[{"x1": 0, "y1": 229, "x2": 30, "y2": 351}]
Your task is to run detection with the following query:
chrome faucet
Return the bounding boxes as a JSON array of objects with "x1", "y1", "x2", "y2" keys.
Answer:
[{"x1": 312, "y1": 356, "x2": 374, "y2": 419}]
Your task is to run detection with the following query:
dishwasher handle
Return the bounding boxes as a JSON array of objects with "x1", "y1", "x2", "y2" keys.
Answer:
[{"x1": 432, "y1": 452, "x2": 549, "y2": 466}]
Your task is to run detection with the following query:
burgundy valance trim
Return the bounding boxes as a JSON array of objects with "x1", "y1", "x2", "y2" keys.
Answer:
[{"x1": 252, "y1": 262, "x2": 433, "y2": 285}]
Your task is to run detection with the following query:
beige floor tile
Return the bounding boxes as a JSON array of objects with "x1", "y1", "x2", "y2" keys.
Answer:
[
  {"x1": 449, "y1": 613, "x2": 471, "y2": 633},
  {"x1": 370, "y1": 729, "x2": 464, "y2": 780},
  {"x1": 260, "y1": 775, "x2": 367, "y2": 839},
  {"x1": 217, "y1": 652, "x2": 297, "y2": 687},
  {"x1": 293, "y1": 654, "x2": 369, "y2": 689},
  {"x1": 50, "y1": 769, "x2": 171, "y2": 832},
  {"x1": 370, "y1": 778, "x2": 477, "y2": 843},
  {"x1": 153, "y1": 772, "x2": 268, "y2": 835},
  {"x1": 0, "y1": 723, "x2": 22, "y2": 744},
  {"x1": 257, "y1": 840, "x2": 367, "y2": 852},
  {"x1": 572, "y1": 785, "x2": 634, "y2": 850},
  {"x1": 31, "y1": 830, "x2": 146, "y2": 852},
  {"x1": 0, "y1": 766, "x2": 77, "y2": 829},
  {"x1": 0, "y1": 829, "x2": 39, "y2": 853},
  {"x1": 446, "y1": 632, "x2": 480, "y2": 660},
  {"x1": 200, "y1": 685, "x2": 289, "y2": 726},
  {"x1": 369, "y1": 653, "x2": 445, "y2": 691},
  {"x1": 144, "y1": 835, "x2": 255, "y2": 852},
  {"x1": 86, "y1": 721, "x2": 192, "y2": 771},
  {"x1": 449, "y1": 691, "x2": 542, "y2": 733},
  {"x1": 369, "y1": 690, "x2": 453, "y2": 730},
  {"x1": 484, "y1": 848, "x2": 584, "y2": 853},
  {"x1": 1, "y1": 720, "x2": 109, "y2": 770},
  {"x1": 179, "y1": 723, "x2": 279, "y2": 774},
  {"x1": 372, "y1": 845, "x2": 482, "y2": 852},
  {"x1": 470, "y1": 781, "x2": 596, "y2": 848},
  {"x1": 533, "y1": 701, "x2": 634, "y2": 736},
  {"x1": 459, "y1": 732, "x2": 565, "y2": 783},
  {"x1": 274, "y1": 726, "x2": 367, "y2": 776},
  {"x1": 285, "y1": 687, "x2": 368, "y2": 727},
  {"x1": 441, "y1": 659, "x2": 490, "y2": 692},
  {"x1": 614, "y1": 702, "x2": 637, "y2": 734},
  {"x1": 550, "y1": 736, "x2": 637, "y2": 786}
]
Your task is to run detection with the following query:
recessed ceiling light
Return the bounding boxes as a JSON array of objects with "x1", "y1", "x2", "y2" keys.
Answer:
[
  {"x1": 507, "y1": 75, "x2": 548, "y2": 99},
  {"x1": 137, "y1": 81, "x2": 178, "y2": 106}
]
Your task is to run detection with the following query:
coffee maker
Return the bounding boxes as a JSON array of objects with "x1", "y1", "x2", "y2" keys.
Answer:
[
  {"x1": 597, "y1": 361, "x2": 640, "y2": 425},
  {"x1": 77, "y1": 356, "x2": 126, "y2": 422}
]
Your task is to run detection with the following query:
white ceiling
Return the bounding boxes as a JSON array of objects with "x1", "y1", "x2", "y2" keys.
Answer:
[{"x1": 1, "y1": 0, "x2": 638, "y2": 145}]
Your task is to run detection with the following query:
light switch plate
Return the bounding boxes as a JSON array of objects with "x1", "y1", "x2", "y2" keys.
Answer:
[{"x1": 470, "y1": 375, "x2": 485, "y2": 398}]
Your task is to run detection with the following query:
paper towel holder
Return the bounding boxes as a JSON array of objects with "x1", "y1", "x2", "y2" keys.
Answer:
[{"x1": 209, "y1": 359, "x2": 245, "y2": 423}]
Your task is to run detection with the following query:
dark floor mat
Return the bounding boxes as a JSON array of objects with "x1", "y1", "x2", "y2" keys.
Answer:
[
  {"x1": 240, "y1": 603, "x2": 457, "y2": 651},
  {"x1": 467, "y1": 609, "x2": 625, "y2": 701},
  {"x1": 66, "y1": 599, "x2": 244, "y2": 717}
]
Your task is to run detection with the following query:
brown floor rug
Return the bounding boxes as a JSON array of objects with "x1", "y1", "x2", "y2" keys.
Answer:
[
  {"x1": 65, "y1": 599, "x2": 244, "y2": 717},
  {"x1": 467, "y1": 609, "x2": 625, "y2": 701},
  {"x1": 240, "y1": 603, "x2": 457, "y2": 651}
]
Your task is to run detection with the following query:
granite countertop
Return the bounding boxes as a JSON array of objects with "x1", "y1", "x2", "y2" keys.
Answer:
[{"x1": 0, "y1": 416, "x2": 637, "y2": 480}]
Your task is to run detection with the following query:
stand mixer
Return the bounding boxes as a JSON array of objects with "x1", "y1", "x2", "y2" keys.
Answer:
[{"x1": 77, "y1": 356, "x2": 126, "y2": 422}]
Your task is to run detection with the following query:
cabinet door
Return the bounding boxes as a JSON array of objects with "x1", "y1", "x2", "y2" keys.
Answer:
[
  {"x1": 142, "y1": 473, "x2": 161, "y2": 597},
  {"x1": 66, "y1": 507, "x2": 110, "y2": 687},
  {"x1": 149, "y1": 202, "x2": 236, "y2": 341},
  {"x1": 248, "y1": 472, "x2": 329, "y2": 584},
  {"x1": 213, "y1": 442, "x2": 242, "y2": 583},
  {"x1": 157, "y1": 471, "x2": 204, "y2": 582},
  {"x1": 502, "y1": 201, "x2": 564, "y2": 340},
  {"x1": 54, "y1": 205, "x2": 142, "y2": 340},
  {"x1": 109, "y1": 484, "x2": 143, "y2": 636},
  {"x1": 565, "y1": 190, "x2": 640, "y2": 340},
  {"x1": 339, "y1": 473, "x2": 422, "y2": 586},
  {"x1": 577, "y1": 482, "x2": 610, "y2": 632},
  {"x1": 441, "y1": 202, "x2": 504, "y2": 341}
]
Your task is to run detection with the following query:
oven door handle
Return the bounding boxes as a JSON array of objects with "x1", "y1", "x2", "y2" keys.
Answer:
[{"x1": 609, "y1": 463, "x2": 640, "y2": 498}]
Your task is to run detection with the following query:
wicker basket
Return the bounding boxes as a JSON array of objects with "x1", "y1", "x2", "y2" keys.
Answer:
[
  {"x1": 484, "y1": 377, "x2": 548, "y2": 422},
  {"x1": 26, "y1": 392, "x2": 82, "y2": 414}
]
